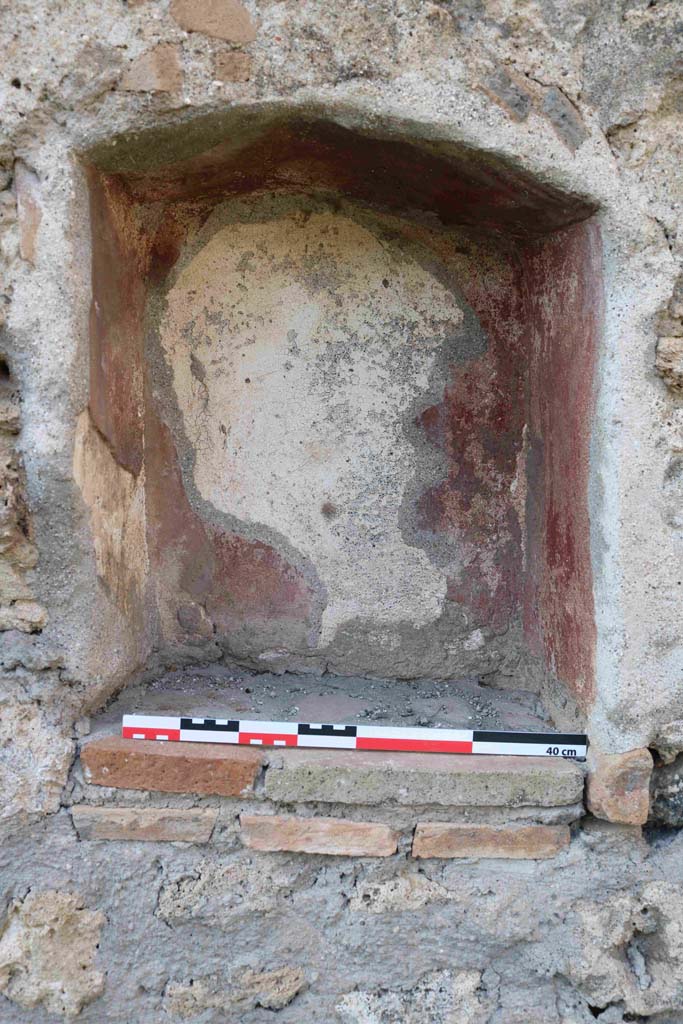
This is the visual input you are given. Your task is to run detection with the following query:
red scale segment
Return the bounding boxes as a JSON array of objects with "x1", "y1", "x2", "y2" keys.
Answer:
[
  {"x1": 122, "y1": 726, "x2": 181, "y2": 741},
  {"x1": 356, "y1": 737, "x2": 473, "y2": 754}
]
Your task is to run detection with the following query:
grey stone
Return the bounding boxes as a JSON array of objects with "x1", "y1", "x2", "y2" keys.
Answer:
[
  {"x1": 264, "y1": 749, "x2": 584, "y2": 808},
  {"x1": 650, "y1": 755, "x2": 683, "y2": 827},
  {"x1": 541, "y1": 86, "x2": 589, "y2": 152}
]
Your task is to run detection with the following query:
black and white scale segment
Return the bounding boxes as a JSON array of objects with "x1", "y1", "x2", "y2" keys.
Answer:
[{"x1": 122, "y1": 715, "x2": 587, "y2": 759}]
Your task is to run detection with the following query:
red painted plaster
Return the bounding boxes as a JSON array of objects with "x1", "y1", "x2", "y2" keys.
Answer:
[
  {"x1": 416, "y1": 253, "x2": 527, "y2": 629},
  {"x1": 114, "y1": 118, "x2": 594, "y2": 240},
  {"x1": 87, "y1": 170, "x2": 146, "y2": 475},
  {"x1": 144, "y1": 398, "x2": 317, "y2": 647},
  {"x1": 522, "y1": 220, "x2": 602, "y2": 708}
]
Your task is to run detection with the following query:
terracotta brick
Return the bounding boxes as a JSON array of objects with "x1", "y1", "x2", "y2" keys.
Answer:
[
  {"x1": 80, "y1": 736, "x2": 263, "y2": 796},
  {"x1": 412, "y1": 823, "x2": 570, "y2": 860},
  {"x1": 14, "y1": 160, "x2": 42, "y2": 265},
  {"x1": 586, "y1": 747, "x2": 653, "y2": 825},
  {"x1": 120, "y1": 44, "x2": 183, "y2": 93},
  {"x1": 71, "y1": 805, "x2": 217, "y2": 843},
  {"x1": 170, "y1": 0, "x2": 256, "y2": 43},
  {"x1": 479, "y1": 65, "x2": 532, "y2": 123},
  {"x1": 240, "y1": 814, "x2": 398, "y2": 857},
  {"x1": 214, "y1": 51, "x2": 252, "y2": 82}
]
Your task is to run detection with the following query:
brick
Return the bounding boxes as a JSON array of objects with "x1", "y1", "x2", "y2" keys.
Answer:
[
  {"x1": 80, "y1": 736, "x2": 263, "y2": 796},
  {"x1": 71, "y1": 805, "x2": 217, "y2": 843},
  {"x1": 120, "y1": 44, "x2": 182, "y2": 93},
  {"x1": 586, "y1": 748, "x2": 653, "y2": 825},
  {"x1": 540, "y1": 85, "x2": 589, "y2": 152},
  {"x1": 240, "y1": 814, "x2": 398, "y2": 857},
  {"x1": 14, "y1": 160, "x2": 42, "y2": 265},
  {"x1": 479, "y1": 66, "x2": 532, "y2": 123},
  {"x1": 214, "y1": 51, "x2": 252, "y2": 82},
  {"x1": 412, "y1": 823, "x2": 570, "y2": 860},
  {"x1": 264, "y1": 748, "x2": 584, "y2": 809},
  {"x1": 170, "y1": 0, "x2": 256, "y2": 43}
]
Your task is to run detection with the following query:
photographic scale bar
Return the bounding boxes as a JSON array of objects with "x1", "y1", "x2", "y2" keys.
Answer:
[{"x1": 121, "y1": 715, "x2": 588, "y2": 759}]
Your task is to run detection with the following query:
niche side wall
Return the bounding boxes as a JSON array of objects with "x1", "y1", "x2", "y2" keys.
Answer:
[{"x1": 523, "y1": 220, "x2": 603, "y2": 716}]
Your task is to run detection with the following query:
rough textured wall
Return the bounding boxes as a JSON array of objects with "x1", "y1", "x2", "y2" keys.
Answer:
[{"x1": 0, "y1": 0, "x2": 682, "y2": 1021}]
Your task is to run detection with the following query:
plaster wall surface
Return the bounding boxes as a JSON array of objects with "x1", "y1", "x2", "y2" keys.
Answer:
[
  {"x1": 149, "y1": 195, "x2": 545, "y2": 681},
  {"x1": 160, "y1": 206, "x2": 455, "y2": 652}
]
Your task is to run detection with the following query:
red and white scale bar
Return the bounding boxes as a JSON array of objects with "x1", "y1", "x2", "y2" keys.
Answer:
[{"x1": 121, "y1": 715, "x2": 588, "y2": 759}]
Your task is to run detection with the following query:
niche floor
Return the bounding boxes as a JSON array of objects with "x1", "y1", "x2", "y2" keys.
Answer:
[{"x1": 92, "y1": 665, "x2": 554, "y2": 739}]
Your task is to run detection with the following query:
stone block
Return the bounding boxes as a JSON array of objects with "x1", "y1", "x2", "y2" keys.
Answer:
[
  {"x1": 81, "y1": 735, "x2": 263, "y2": 796},
  {"x1": 240, "y1": 813, "x2": 398, "y2": 857},
  {"x1": 656, "y1": 336, "x2": 683, "y2": 392},
  {"x1": 412, "y1": 822, "x2": 570, "y2": 859},
  {"x1": 650, "y1": 753, "x2": 683, "y2": 825},
  {"x1": 0, "y1": 390, "x2": 21, "y2": 433},
  {"x1": 177, "y1": 601, "x2": 215, "y2": 638},
  {"x1": 569, "y1": 881, "x2": 683, "y2": 1015},
  {"x1": 120, "y1": 43, "x2": 183, "y2": 93},
  {"x1": 348, "y1": 872, "x2": 457, "y2": 912},
  {"x1": 170, "y1": 0, "x2": 256, "y2": 43},
  {"x1": 71, "y1": 805, "x2": 217, "y2": 843},
  {"x1": 163, "y1": 967, "x2": 306, "y2": 1016},
  {"x1": 0, "y1": 891, "x2": 104, "y2": 1018},
  {"x1": 238, "y1": 967, "x2": 307, "y2": 1011},
  {"x1": 653, "y1": 721, "x2": 683, "y2": 764},
  {"x1": 0, "y1": 599, "x2": 47, "y2": 632},
  {"x1": 337, "y1": 969, "x2": 492, "y2": 1022},
  {"x1": 1, "y1": 704, "x2": 72, "y2": 821},
  {"x1": 586, "y1": 748, "x2": 653, "y2": 825},
  {"x1": 264, "y1": 748, "x2": 584, "y2": 808}
]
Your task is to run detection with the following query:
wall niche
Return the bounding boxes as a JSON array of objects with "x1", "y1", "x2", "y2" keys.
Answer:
[{"x1": 78, "y1": 107, "x2": 601, "y2": 725}]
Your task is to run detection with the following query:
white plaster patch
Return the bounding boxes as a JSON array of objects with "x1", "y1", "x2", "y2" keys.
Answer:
[
  {"x1": 463, "y1": 628, "x2": 486, "y2": 651},
  {"x1": 161, "y1": 209, "x2": 464, "y2": 646}
]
